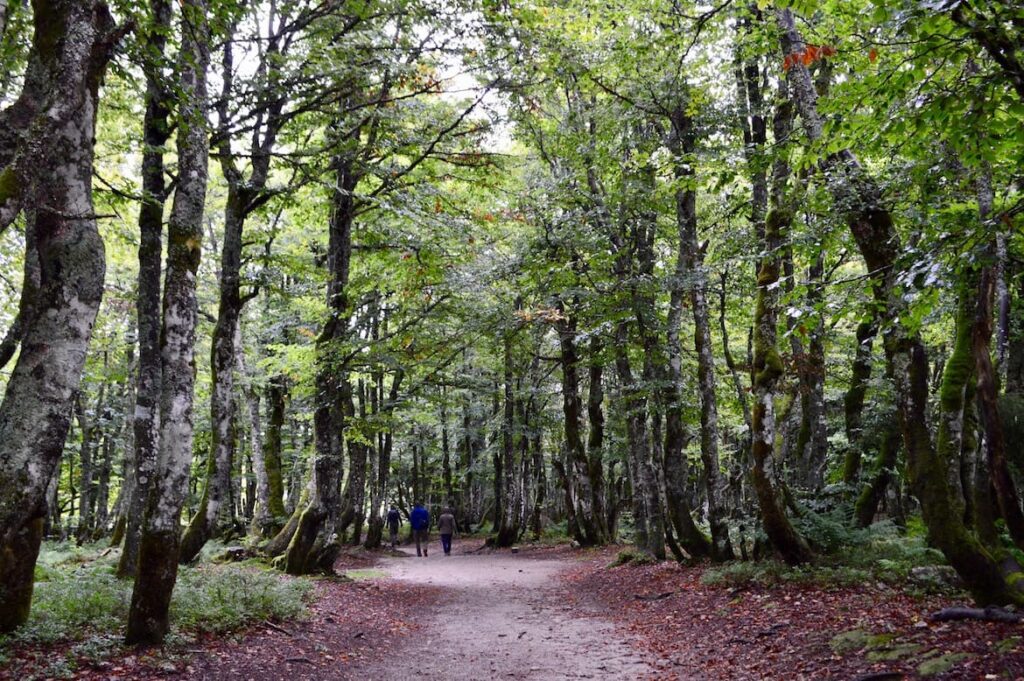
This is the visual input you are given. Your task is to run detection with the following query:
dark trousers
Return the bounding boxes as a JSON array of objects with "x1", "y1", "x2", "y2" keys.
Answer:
[
  {"x1": 441, "y1": 533, "x2": 452, "y2": 555},
  {"x1": 388, "y1": 526, "x2": 399, "y2": 548},
  {"x1": 414, "y1": 528, "x2": 429, "y2": 556}
]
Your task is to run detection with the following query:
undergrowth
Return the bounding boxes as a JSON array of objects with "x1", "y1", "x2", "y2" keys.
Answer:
[
  {"x1": 0, "y1": 541, "x2": 312, "y2": 678},
  {"x1": 703, "y1": 516, "x2": 951, "y2": 592},
  {"x1": 610, "y1": 548, "x2": 659, "y2": 567}
]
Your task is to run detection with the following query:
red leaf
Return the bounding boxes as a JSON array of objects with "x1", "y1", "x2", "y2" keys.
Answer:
[{"x1": 869, "y1": 48, "x2": 878, "y2": 63}]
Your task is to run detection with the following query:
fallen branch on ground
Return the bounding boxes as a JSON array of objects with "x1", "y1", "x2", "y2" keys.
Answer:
[
  {"x1": 634, "y1": 591, "x2": 674, "y2": 601},
  {"x1": 928, "y1": 606, "x2": 1023, "y2": 623}
]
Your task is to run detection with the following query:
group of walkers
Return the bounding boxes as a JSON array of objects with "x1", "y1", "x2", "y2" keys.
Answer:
[{"x1": 385, "y1": 503, "x2": 458, "y2": 557}]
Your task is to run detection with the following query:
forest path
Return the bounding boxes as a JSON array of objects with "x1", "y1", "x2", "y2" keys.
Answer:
[{"x1": 352, "y1": 545, "x2": 654, "y2": 680}]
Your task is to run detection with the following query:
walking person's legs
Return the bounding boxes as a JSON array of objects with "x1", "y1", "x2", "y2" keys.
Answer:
[
  {"x1": 415, "y1": 529, "x2": 422, "y2": 556},
  {"x1": 441, "y1": 533, "x2": 452, "y2": 555}
]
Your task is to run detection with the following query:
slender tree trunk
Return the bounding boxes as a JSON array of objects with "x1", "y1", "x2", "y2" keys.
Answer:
[
  {"x1": 854, "y1": 418, "x2": 902, "y2": 528},
  {"x1": 179, "y1": 199, "x2": 246, "y2": 563},
  {"x1": 264, "y1": 375, "x2": 288, "y2": 525},
  {"x1": 125, "y1": 0, "x2": 210, "y2": 642},
  {"x1": 749, "y1": 69, "x2": 812, "y2": 565},
  {"x1": 495, "y1": 327, "x2": 520, "y2": 547},
  {"x1": 585, "y1": 337, "x2": 608, "y2": 539},
  {"x1": 973, "y1": 172, "x2": 1024, "y2": 550},
  {"x1": 365, "y1": 368, "x2": 402, "y2": 549},
  {"x1": 935, "y1": 283, "x2": 977, "y2": 517},
  {"x1": 283, "y1": 147, "x2": 358, "y2": 575},
  {"x1": 235, "y1": 336, "x2": 271, "y2": 537},
  {"x1": 441, "y1": 386, "x2": 454, "y2": 506},
  {"x1": 92, "y1": 428, "x2": 113, "y2": 538},
  {"x1": 842, "y1": 316, "x2": 877, "y2": 484},
  {"x1": 119, "y1": 0, "x2": 171, "y2": 579},
  {"x1": 0, "y1": 0, "x2": 117, "y2": 633},
  {"x1": 555, "y1": 306, "x2": 603, "y2": 545},
  {"x1": 614, "y1": 321, "x2": 658, "y2": 556},
  {"x1": 670, "y1": 105, "x2": 733, "y2": 560}
]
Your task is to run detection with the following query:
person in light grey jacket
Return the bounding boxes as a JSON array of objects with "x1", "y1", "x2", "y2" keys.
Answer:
[{"x1": 437, "y1": 508, "x2": 457, "y2": 556}]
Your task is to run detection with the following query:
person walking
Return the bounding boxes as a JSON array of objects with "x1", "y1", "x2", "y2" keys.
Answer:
[
  {"x1": 410, "y1": 502, "x2": 430, "y2": 557},
  {"x1": 438, "y1": 507, "x2": 457, "y2": 556},
  {"x1": 385, "y1": 505, "x2": 402, "y2": 549}
]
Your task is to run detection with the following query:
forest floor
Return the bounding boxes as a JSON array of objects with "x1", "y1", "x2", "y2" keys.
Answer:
[
  {"x1": 186, "y1": 540, "x2": 1024, "y2": 680},
  {"x1": 4, "y1": 540, "x2": 1024, "y2": 680}
]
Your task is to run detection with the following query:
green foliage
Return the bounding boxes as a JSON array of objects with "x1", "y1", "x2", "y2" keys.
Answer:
[{"x1": 702, "y1": 518, "x2": 948, "y2": 589}]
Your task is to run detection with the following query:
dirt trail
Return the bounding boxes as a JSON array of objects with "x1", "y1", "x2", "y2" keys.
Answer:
[{"x1": 352, "y1": 545, "x2": 653, "y2": 680}]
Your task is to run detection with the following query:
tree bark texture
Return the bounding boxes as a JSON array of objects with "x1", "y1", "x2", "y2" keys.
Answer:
[
  {"x1": 0, "y1": 0, "x2": 117, "y2": 633},
  {"x1": 126, "y1": 0, "x2": 210, "y2": 643}
]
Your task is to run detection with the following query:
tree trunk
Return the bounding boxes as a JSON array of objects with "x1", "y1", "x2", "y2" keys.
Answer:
[
  {"x1": 842, "y1": 316, "x2": 877, "y2": 484},
  {"x1": 125, "y1": 0, "x2": 210, "y2": 642},
  {"x1": 365, "y1": 368, "x2": 402, "y2": 550},
  {"x1": 669, "y1": 105, "x2": 733, "y2": 560},
  {"x1": 264, "y1": 375, "x2": 288, "y2": 526},
  {"x1": 0, "y1": 0, "x2": 117, "y2": 633},
  {"x1": 119, "y1": 0, "x2": 171, "y2": 579},
  {"x1": 748, "y1": 68, "x2": 812, "y2": 564},
  {"x1": 854, "y1": 419, "x2": 902, "y2": 528},
  {"x1": 973, "y1": 173, "x2": 1024, "y2": 550},
  {"x1": 179, "y1": 198, "x2": 246, "y2": 563},
  {"x1": 751, "y1": 208, "x2": 813, "y2": 565},
  {"x1": 555, "y1": 307, "x2": 604, "y2": 545},
  {"x1": 283, "y1": 146, "x2": 358, "y2": 575},
  {"x1": 495, "y1": 327, "x2": 520, "y2": 548}
]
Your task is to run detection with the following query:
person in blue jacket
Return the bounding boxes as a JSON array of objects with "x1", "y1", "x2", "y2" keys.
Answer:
[{"x1": 410, "y1": 502, "x2": 430, "y2": 557}]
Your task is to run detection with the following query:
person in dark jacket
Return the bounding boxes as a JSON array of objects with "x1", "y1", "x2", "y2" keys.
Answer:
[
  {"x1": 385, "y1": 505, "x2": 402, "y2": 549},
  {"x1": 437, "y1": 507, "x2": 457, "y2": 556},
  {"x1": 410, "y1": 502, "x2": 430, "y2": 557}
]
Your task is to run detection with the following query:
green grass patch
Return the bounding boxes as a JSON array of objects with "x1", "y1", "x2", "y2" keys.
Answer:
[
  {"x1": 344, "y1": 568, "x2": 387, "y2": 581},
  {"x1": 609, "y1": 548, "x2": 658, "y2": 567},
  {"x1": 917, "y1": 652, "x2": 969, "y2": 676},
  {"x1": 0, "y1": 541, "x2": 313, "y2": 674}
]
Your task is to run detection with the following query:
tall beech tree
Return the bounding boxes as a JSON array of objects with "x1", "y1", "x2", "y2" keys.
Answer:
[
  {"x1": 0, "y1": 0, "x2": 120, "y2": 633},
  {"x1": 125, "y1": 0, "x2": 211, "y2": 643}
]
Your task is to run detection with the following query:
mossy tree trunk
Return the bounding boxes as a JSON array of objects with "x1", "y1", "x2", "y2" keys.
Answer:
[
  {"x1": 125, "y1": 0, "x2": 210, "y2": 644},
  {"x1": 973, "y1": 174, "x2": 1024, "y2": 550},
  {"x1": 751, "y1": 206, "x2": 813, "y2": 565},
  {"x1": 0, "y1": 0, "x2": 117, "y2": 634},
  {"x1": 936, "y1": 283, "x2": 977, "y2": 517},
  {"x1": 264, "y1": 375, "x2": 288, "y2": 525},
  {"x1": 283, "y1": 143, "x2": 360, "y2": 575},
  {"x1": 842, "y1": 316, "x2": 878, "y2": 484}
]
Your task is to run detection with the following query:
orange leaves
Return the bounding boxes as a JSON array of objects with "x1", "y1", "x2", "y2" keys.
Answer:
[
  {"x1": 782, "y1": 44, "x2": 837, "y2": 71},
  {"x1": 869, "y1": 48, "x2": 878, "y2": 63}
]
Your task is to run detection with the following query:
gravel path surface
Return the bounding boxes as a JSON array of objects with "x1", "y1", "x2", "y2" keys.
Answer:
[{"x1": 353, "y1": 545, "x2": 653, "y2": 680}]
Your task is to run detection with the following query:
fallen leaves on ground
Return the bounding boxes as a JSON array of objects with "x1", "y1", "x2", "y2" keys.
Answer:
[{"x1": 562, "y1": 548, "x2": 1024, "y2": 680}]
